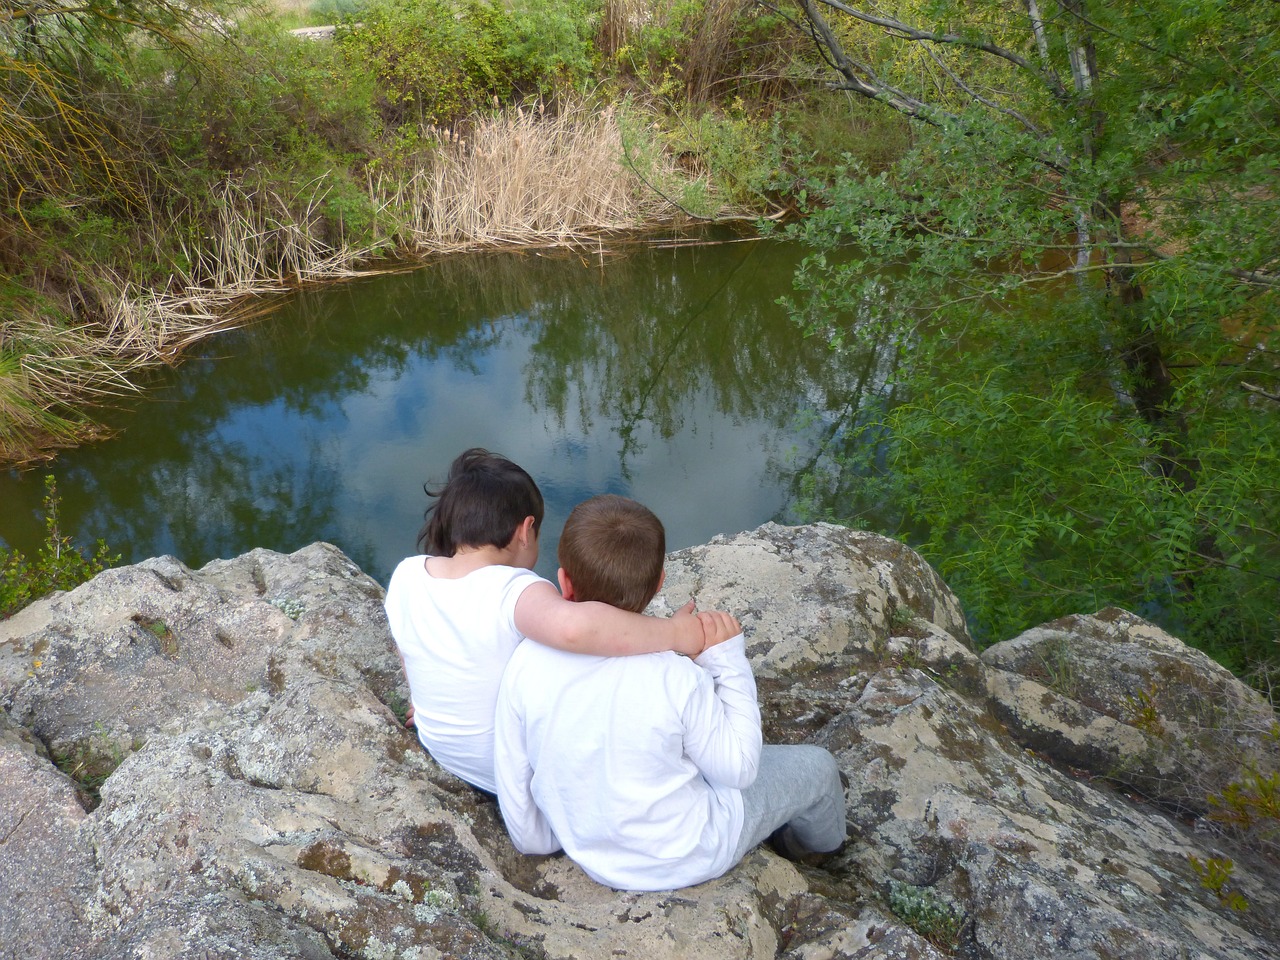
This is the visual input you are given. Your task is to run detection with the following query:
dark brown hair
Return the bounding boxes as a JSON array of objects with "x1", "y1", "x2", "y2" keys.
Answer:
[
  {"x1": 558, "y1": 495, "x2": 665, "y2": 613},
  {"x1": 416, "y1": 448, "x2": 544, "y2": 556}
]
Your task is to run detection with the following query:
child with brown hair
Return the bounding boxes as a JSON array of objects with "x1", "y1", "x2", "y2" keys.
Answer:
[
  {"x1": 384, "y1": 451, "x2": 718, "y2": 795},
  {"x1": 494, "y1": 494, "x2": 846, "y2": 891}
]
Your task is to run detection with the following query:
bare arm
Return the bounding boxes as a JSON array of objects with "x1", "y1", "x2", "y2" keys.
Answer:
[{"x1": 513, "y1": 580, "x2": 706, "y2": 658}]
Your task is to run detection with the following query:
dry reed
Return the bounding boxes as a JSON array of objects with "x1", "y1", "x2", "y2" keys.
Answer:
[
  {"x1": 380, "y1": 101, "x2": 686, "y2": 250},
  {"x1": 598, "y1": 1, "x2": 767, "y2": 102},
  {"x1": 191, "y1": 179, "x2": 381, "y2": 292},
  {"x1": 683, "y1": 1, "x2": 755, "y2": 102}
]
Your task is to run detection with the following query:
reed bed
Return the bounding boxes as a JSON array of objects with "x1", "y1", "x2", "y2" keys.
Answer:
[
  {"x1": 384, "y1": 101, "x2": 688, "y2": 250},
  {"x1": 1, "y1": 316, "x2": 134, "y2": 462},
  {"x1": 191, "y1": 179, "x2": 383, "y2": 293}
]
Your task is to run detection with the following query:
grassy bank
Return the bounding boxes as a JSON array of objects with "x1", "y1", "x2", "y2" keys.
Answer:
[{"x1": 0, "y1": 0, "x2": 908, "y2": 464}]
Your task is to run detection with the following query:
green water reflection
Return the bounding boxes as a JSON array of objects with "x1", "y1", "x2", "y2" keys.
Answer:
[{"x1": 0, "y1": 234, "x2": 895, "y2": 584}]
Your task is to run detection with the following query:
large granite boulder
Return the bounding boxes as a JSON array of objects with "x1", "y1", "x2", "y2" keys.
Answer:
[
  {"x1": 1, "y1": 523, "x2": 1277, "y2": 960},
  {"x1": 980, "y1": 609, "x2": 1279, "y2": 829}
]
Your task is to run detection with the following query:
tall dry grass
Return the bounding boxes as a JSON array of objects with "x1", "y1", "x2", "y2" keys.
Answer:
[
  {"x1": 383, "y1": 101, "x2": 687, "y2": 249},
  {"x1": 189, "y1": 179, "x2": 382, "y2": 292},
  {"x1": 683, "y1": 0, "x2": 755, "y2": 102},
  {"x1": 186, "y1": 102, "x2": 693, "y2": 281},
  {"x1": 0, "y1": 279, "x2": 281, "y2": 462}
]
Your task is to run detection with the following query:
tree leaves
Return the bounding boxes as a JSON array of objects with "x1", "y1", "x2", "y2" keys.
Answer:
[{"x1": 777, "y1": 1, "x2": 1280, "y2": 668}]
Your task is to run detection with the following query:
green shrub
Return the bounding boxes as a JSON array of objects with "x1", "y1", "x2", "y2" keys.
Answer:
[
  {"x1": 500, "y1": 0, "x2": 602, "y2": 97},
  {"x1": 779, "y1": 93, "x2": 914, "y2": 179},
  {"x1": 158, "y1": 20, "x2": 380, "y2": 173},
  {"x1": 311, "y1": 0, "x2": 369, "y2": 22},
  {"x1": 337, "y1": 0, "x2": 508, "y2": 127},
  {"x1": 662, "y1": 103, "x2": 784, "y2": 207},
  {"x1": 1, "y1": 476, "x2": 118, "y2": 619}
]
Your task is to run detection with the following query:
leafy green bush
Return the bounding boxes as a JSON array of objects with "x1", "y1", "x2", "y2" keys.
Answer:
[
  {"x1": 788, "y1": 297, "x2": 1280, "y2": 669},
  {"x1": 1, "y1": 476, "x2": 118, "y2": 619},
  {"x1": 336, "y1": 0, "x2": 508, "y2": 127},
  {"x1": 662, "y1": 103, "x2": 784, "y2": 207},
  {"x1": 499, "y1": 0, "x2": 602, "y2": 97},
  {"x1": 311, "y1": 0, "x2": 369, "y2": 22},
  {"x1": 155, "y1": 20, "x2": 381, "y2": 174}
]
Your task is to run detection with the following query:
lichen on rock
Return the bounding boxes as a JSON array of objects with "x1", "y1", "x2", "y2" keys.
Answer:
[{"x1": 1, "y1": 526, "x2": 1277, "y2": 960}]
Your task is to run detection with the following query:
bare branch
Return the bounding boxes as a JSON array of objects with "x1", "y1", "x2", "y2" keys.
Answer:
[
  {"x1": 791, "y1": 0, "x2": 950, "y2": 123},
  {"x1": 1243, "y1": 383, "x2": 1280, "y2": 403},
  {"x1": 809, "y1": 0, "x2": 1071, "y2": 100},
  {"x1": 781, "y1": 1, "x2": 1071, "y2": 173},
  {"x1": 920, "y1": 44, "x2": 1047, "y2": 138}
]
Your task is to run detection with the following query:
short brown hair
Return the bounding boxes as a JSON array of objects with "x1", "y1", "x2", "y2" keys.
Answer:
[{"x1": 558, "y1": 495, "x2": 665, "y2": 614}]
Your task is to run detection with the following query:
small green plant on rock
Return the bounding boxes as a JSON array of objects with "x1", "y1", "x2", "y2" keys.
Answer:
[
  {"x1": 385, "y1": 690, "x2": 412, "y2": 727},
  {"x1": 52, "y1": 722, "x2": 134, "y2": 809},
  {"x1": 1, "y1": 476, "x2": 117, "y2": 619},
  {"x1": 1206, "y1": 766, "x2": 1280, "y2": 857},
  {"x1": 1034, "y1": 638, "x2": 1079, "y2": 701},
  {"x1": 133, "y1": 615, "x2": 178, "y2": 657},
  {"x1": 887, "y1": 879, "x2": 965, "y2": 951},
  {"x1": 1188, "y1": 855, "x2": 1249, "y2": 911},
  {"x1": 1122, "y1": 682, "x2": 1165, "y2": 736},
  {"x1": 888, "y1": 603, "x2": 915, "y2": 632}
]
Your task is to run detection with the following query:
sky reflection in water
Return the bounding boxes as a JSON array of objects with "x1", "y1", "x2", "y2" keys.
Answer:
[{"x1": 1, "y1": 236, "x2": 887, "y2": 584}]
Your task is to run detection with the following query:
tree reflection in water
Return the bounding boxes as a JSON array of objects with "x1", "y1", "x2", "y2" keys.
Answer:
[{"x1": 0, "y1": 233, "x2": 899, "y2": 583}]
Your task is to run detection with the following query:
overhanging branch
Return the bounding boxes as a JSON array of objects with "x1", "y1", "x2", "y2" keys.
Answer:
[{"x1": 808, "y1": 0, "x2": 1071, "y2": 101}]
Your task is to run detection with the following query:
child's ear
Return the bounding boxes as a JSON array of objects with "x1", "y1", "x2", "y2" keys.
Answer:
[
  {"x1": 557, "y1": 568, "x2": 577, "y2": 601},
  {"x1": 655, "y1": 569, "x2": 666, "y2": 594},
  {"x1": 512, "y1": 515, "x2": 537, "y2": 548}
]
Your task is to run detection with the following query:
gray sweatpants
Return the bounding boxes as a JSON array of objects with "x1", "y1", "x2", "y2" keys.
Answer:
[{"x1": 732, "y1": 744, "x2": 847, "y2": 861}]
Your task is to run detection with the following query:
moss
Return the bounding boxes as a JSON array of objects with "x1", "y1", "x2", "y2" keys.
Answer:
[
  {"x1": 382, "y1": 865, "x2": 427, "y2": 901},
  {"x1": 297, "y1": 839, "x2": 354, "y2": 881},
  {"x1": 132, "y1": 614, "x2": 178, "y2": 658}
]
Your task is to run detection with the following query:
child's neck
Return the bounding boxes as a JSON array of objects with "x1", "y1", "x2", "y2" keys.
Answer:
[{"x1": 427, "y1": 544, "x2": 521, "y2": 579}]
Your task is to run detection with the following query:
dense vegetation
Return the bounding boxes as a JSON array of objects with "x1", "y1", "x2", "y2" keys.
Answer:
[
  {"x1": 2, "y1": 1, "x2": 1276, "y2": 686},
  {"x1": 776, "y1": 1, "x2": 1279, "y2": 680}
]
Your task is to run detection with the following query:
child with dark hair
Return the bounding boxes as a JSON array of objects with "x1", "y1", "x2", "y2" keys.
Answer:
[
  {"x1": 495, "y1": 494, "x2": 846, "y2": 891},
  {"x1": 384, "y1": 451, "x2": 715, "y2": 794}
]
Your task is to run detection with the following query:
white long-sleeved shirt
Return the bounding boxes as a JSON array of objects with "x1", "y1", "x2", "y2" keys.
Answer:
[
  {"x1": 494, "y1": 633, "x2": 762, "y2": 891},
  {"x1": 384, "y1": 556, "x2": 545, "y2": 793}
]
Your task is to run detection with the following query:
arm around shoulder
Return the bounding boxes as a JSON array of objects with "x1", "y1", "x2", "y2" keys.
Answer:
[{"x1": 513, "y1": 580, "x2": 705, "y2": 657}]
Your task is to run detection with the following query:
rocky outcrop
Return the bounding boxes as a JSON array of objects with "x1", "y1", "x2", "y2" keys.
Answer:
[
  {"x1": 1, "y1": 524, "x2": 1277, "y2": 960},
  {"x1": 981, "y1": 609, "x2": 1279, "y2": 823}
]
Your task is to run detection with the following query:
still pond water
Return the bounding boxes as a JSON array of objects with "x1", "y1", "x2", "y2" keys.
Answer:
[{"x1": 1, "y1": 233, "x2": 895, "y2": 585}]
